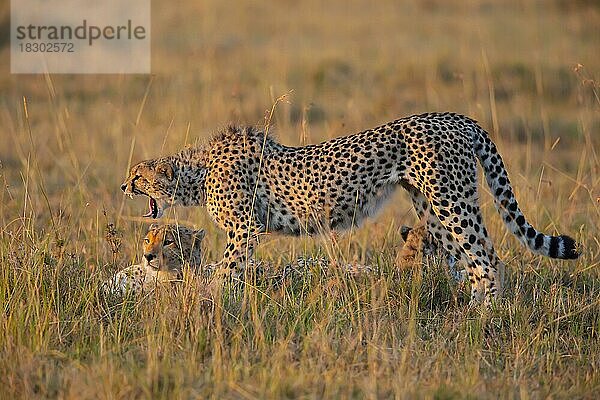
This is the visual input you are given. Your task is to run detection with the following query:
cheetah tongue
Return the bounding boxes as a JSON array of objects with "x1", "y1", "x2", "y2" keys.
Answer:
[{"x1": 143, "y1": 197, "x2": 159, "y2": 219}]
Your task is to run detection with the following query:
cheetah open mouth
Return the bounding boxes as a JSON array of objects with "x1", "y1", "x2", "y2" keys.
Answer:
[{"x1": 143, "y1": 197, "x2": 160, "y2": 219}]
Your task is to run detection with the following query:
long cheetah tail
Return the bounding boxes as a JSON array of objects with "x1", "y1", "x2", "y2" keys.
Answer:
[{"x1": 472, "y1": 125, "x2": 580, "y2": 260}]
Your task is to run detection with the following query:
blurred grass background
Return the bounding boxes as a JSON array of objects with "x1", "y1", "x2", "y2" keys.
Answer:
[{"x1": 0, "y1": 0, "x2": 599, "y2": 398}]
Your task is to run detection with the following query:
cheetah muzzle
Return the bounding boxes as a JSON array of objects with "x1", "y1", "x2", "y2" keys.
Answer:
[{"x1": 121, "y1": 155, "x2": 206, "y2": 219}]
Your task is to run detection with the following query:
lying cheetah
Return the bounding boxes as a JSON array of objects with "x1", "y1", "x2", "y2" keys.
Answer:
[
  {"x1": 121, "y1": 112, "x2": 579, "y2": 305},
  {"x1": 103, "y1": 223, "x2": 393, "y2": 296},
  {"x1": 102, "y1": 224, "x2": 204, "y2": 296}
]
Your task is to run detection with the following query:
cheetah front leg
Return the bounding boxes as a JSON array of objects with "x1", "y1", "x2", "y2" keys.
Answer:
[
  {"x1": 204, "y1": 222, "x2": 262, "y2": 281},
  {"x1": 204, "y1": 175, "x2": 267, "y2": 280}
]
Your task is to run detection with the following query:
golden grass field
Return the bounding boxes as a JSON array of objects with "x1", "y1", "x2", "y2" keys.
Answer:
[{"x1": 1, "y1": 0, "x2": 599, "y2": 398}]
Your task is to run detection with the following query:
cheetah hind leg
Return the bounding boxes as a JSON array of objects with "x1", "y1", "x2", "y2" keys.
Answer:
[
  {"x1": 429, "y1": 200, "x2": 503, "y2": 306},
  {"x1": 402, "y1": 183, "x2": 468, "y2": 283}
]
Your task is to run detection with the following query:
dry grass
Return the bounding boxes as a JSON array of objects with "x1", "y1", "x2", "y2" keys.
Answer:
[{"x1": 0, "y1": 0, "x2": 599, "y2": 398}]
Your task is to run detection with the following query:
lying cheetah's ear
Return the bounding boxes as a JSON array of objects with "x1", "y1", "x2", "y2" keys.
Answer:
[
  {"x1": 148, "y1": 223, "x2": 159, "y2": 232},
  {"x1": 400, "y1": 226, "x2": 412, "y2": 242},
  {"x1": 156, "y1": 161, "x2": 174, "y2": 180},
  {"x1": 193, "y1": 229, "x2": 205, "y2": 242}
]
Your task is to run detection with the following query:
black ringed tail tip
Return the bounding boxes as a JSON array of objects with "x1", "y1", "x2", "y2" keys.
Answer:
[{"x1": 559, "y1": 235, "x2": 580, "y2": 260}]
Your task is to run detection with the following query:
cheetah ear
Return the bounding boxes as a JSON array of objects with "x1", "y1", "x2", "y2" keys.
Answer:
[
  {"x1": 400, "y1": 226, "x2": 412, "y2": 242},
  {"x1": 156, "y1": 161, "x2": 174, "y2": 180},
  {"x1": 193, "y1": 229, "x2": 205, "y2": 242},
  {"x1": 148, "y1": 223, "x2": 159, "y2": 232}
]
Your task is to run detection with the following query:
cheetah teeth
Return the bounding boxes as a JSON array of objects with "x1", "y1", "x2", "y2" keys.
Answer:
[{"x1": 143, "y1": 197, "x2": 159, "y2": 219}]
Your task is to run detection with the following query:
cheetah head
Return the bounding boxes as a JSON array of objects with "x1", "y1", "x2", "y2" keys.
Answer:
[
  {"x1": 142, "y1": 223, "x2": 205, "y2": 273},
  {"x1": 121, "y1": 155, "x2": 207, "y2": 218}
]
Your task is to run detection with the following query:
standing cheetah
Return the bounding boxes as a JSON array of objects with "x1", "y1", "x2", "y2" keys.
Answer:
[{"x1": 121, "y1": 112, "x2": 579, "y2": 305}]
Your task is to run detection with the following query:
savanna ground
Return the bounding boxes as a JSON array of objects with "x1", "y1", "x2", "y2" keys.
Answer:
[{"x1": 1, "y1": 0, "x2": 599, "y2": 398}]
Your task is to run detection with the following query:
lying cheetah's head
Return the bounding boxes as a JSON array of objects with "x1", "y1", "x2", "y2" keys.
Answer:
[
  {"x1": 121, "y1": 153, "x2": 207, "y2": 218},
  {"x1": 142, "y1": 223, "x2": 205, "y2": 273}
]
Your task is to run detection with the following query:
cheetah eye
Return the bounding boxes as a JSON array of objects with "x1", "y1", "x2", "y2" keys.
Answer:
[{"x1": 144, "y1": 238, "x2": 150, "y2": 244}]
